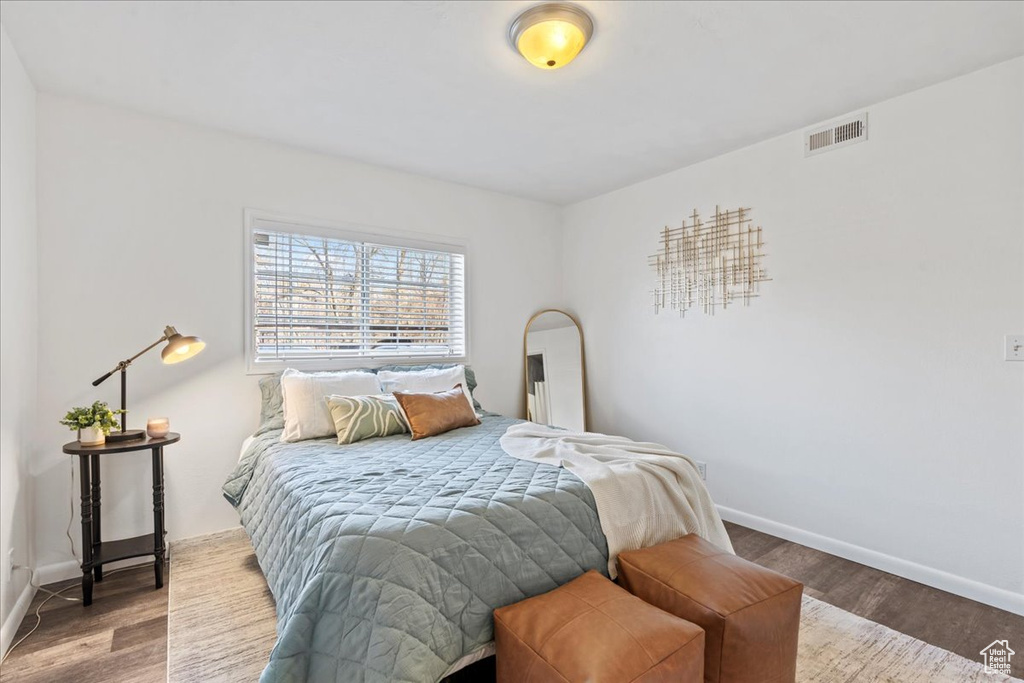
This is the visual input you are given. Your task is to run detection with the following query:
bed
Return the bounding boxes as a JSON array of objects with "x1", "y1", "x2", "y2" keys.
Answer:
[{"x1": 222, "y1": 413, "x2": 609, "y2": 683}]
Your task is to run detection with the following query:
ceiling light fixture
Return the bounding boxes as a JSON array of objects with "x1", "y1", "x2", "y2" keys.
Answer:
[{"x1": 509, "y1": 2, "x2": 594, "y2": 70}]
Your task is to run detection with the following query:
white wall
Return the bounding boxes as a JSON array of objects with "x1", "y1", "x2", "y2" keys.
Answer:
[
  {"x1": 561, "y1": 58, "x2": 1024, "y2": 612},
  {"x1": 33, "y1": 95, "x2": 561, "y2": 575},
  {"x1": 17, "y1": 48, "x2": 1023, "y2": 619},
  {"x1": 0, "y1": 23, "x2": 38, "y2": 653}
]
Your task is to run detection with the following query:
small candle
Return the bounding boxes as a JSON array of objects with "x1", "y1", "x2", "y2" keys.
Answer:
[{"x1": 147, "y1": 417, "x2": 170, "y2": 438}]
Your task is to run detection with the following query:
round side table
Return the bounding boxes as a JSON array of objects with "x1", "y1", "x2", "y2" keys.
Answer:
[{"x1": 62, "y1": 432, "x2": 179, "y2": 605}]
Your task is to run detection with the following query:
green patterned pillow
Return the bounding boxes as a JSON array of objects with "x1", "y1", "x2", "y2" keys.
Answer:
[{"x1": 325, "y1": 394, "x2": 410, "y2": 445}]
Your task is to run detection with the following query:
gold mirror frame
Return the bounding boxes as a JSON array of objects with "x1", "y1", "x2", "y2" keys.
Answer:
[{"x1": 522, "y1": 309, "x2": 588, "y2": 431}]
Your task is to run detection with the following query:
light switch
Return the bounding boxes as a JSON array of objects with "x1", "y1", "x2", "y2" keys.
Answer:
[{"x1": 1006, "y1": 335, "x2": 1024, "y2": 361}]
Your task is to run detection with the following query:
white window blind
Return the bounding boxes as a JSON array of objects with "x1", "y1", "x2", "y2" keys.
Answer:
[{"x1": 250, "y1": 223, "x2": 466, "y2": 365}]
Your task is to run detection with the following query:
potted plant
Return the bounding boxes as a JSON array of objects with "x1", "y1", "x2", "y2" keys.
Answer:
[{"x1": 60, "y1": 401, "x2": 125, "y2": 446}]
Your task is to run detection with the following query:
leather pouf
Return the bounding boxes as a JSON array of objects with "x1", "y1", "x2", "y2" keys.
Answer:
[
  {"x1": 494, "y1": 570, "x2": 705, "y2": 682},
  {"x1": 618, "y1": 535, "x2": 803, "y2": 683}
]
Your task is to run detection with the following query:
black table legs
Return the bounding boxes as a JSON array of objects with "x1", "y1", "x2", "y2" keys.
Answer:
[
  {"x1": 79, "y1": 455, "x2": 94, "y2": 606},
  {"x1": 152, "y1": 446, "x2": 166, "y2": 589},
  {"x1": 77, "y1": 445, "x2": 167, "y2": 605},
  {"x1": 91, "y1": 453, "x2": 102, "y2": 583}
]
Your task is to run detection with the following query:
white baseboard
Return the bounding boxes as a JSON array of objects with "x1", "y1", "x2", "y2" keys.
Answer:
[
  {"x1": 35, "y1": 559, "x2": 81, "y2": 586},
  {"x1": 718, "y1": 505, "x2": 1024, "y2": 617},
  {"x1": 36, "y1": 556, "x2": 154, "y2": 586},
  {"x1": 1, "y1": 578, "x2": 37, "y2": 658}
]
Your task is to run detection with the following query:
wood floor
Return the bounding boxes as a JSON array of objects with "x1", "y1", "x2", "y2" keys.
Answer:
[
  {"x1": 3, "y1": 524, "x2": 1021, "y2": 681},
  {"x1": 725, "y1": 522, "x2": 1024, "y2": 679},
  {"x1": 0, "y1": 563, "x2": 168, "y2": 683}
]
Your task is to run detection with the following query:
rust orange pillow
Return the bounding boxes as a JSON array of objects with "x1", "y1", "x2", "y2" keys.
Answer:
[{"x1": 393, "y1": 384, "x2": 481, "y2": 440}]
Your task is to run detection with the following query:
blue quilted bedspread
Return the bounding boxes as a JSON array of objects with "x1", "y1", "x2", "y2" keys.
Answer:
[{"x1": 223, "y1": 415, "x2": 609, "y2": 683}]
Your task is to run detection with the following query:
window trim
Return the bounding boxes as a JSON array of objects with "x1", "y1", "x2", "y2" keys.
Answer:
[{"x1": 244, "y1": 209, "x2": 470, "y2": 374}]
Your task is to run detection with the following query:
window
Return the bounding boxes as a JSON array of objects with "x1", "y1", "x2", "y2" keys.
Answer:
[{"x1": 246, "y1": 214, "x2": 466, "y2": 370}]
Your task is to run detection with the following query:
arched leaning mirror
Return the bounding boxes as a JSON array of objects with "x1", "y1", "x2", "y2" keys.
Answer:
[{"x1": 523, "y1": 309, "x2": 586, "y2": 431}]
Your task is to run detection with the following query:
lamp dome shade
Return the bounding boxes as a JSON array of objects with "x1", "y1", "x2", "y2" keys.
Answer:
[
  {"x1": 160, "y1": 326, "x2": 206, "y2": 364},
  {"x1": 509, "y1": 3, "x2": 593, "y2": 70}
]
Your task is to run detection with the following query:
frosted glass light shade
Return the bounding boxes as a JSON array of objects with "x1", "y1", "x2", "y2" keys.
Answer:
[{"x1": 510, "y1": 3, "x2": 594, "y2": 70}]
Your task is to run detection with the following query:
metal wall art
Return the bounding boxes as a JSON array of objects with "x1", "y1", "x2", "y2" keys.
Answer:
[{"x1": 650, "y1": 206, "x2": 769, "y2": 316}]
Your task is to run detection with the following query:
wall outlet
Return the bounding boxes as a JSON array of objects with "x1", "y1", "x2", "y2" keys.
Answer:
[
  {"x1": 694, "y1": 460, "x2": 707, "y2": 481},
  {"x1": 1006, "y1": 335, "x2": 1024, "y2": 361},
  {"x1": 3, "y1": 548, "x2": 13, "y2": 583}
]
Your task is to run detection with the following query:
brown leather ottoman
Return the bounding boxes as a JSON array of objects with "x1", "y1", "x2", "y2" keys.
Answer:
[
  {"x1": 618, "y1": 536, "x2": 802, "y2": 683},
  {"x1": 493, "y1": 570, "x2": 705, "y2": 682}
]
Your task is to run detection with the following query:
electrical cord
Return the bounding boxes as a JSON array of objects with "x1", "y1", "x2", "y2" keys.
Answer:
[
  {"x1": 0, "y1": 576, "x2": 76, "y2": 665},
  {"x1": 0, "y1": 564, "x2": 144, "y2": 664},
  {"x1": 2, "y1": 460, "x2": 165, "y2": 664},
  {"x1": 65, "y1": 459, "x2": 77, "y2": 558},
  {"x1": 26, "y1": 565, "x2": 82, "y2": 602}
]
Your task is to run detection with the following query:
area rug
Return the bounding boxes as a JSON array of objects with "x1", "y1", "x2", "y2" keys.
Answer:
[
  {"x1": 167, "y1": 529, "x2": 276, "y2": 683},
  {"x1": 168, "y1": 529, "x2": 1019, "y2": 682}
]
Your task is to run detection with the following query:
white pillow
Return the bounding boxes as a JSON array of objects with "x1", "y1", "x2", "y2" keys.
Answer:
[
  {"x1": 377, "y1": 366, "x2": 477, "y2": 416},
  {"x1": 280, "y1": 369, "x2": 382, "y2": 442}
]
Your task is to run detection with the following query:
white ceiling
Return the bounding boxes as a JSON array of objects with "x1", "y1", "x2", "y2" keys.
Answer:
[{"x1": 2, "y1": 1, "x2": 1022, "y2": 204}]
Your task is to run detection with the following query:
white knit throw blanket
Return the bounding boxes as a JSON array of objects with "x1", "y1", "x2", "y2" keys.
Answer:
[{"x1": 500, "y1": 422, "x2": 734, "y2": 577}]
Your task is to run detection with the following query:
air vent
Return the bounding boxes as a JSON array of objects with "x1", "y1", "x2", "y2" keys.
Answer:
[{"x1": 805, "y1": 112, "x2": 868, "y2": 157}]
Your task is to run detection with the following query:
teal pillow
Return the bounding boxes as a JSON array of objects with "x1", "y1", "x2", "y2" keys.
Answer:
[{"x1": 255, "y1": 372, "x2": 285, "y2": 435}]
